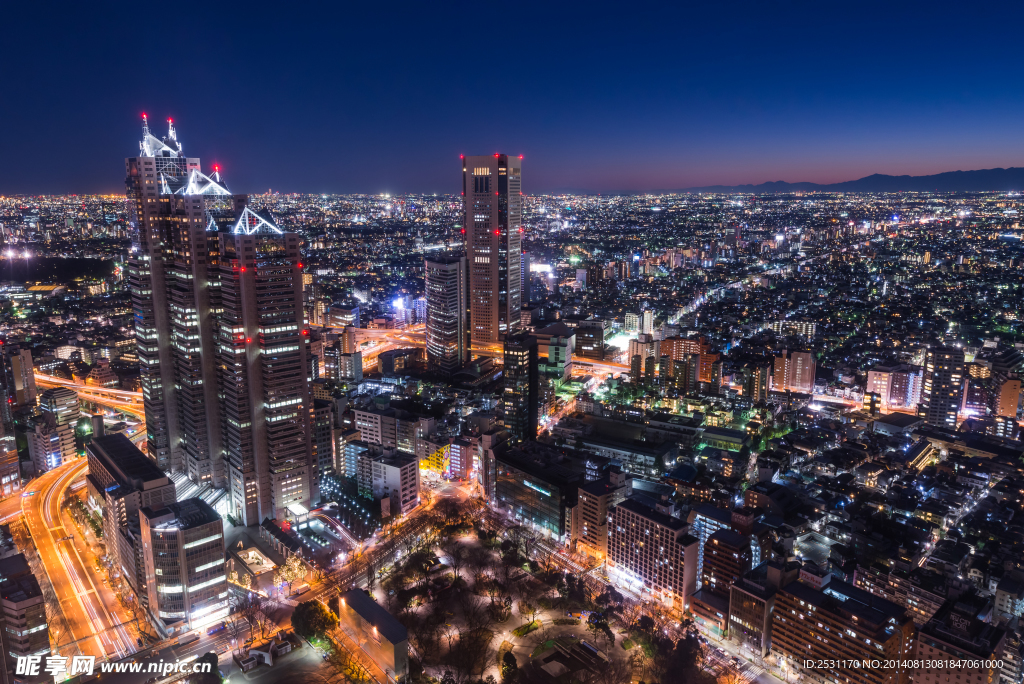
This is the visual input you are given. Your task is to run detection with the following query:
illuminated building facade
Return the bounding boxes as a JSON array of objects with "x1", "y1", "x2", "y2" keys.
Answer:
[
  {"x1": 607, "y1": 497, "x2": 699, "y2": 613},
  {"x1": 495, "y1": 447, "x2": 581, "y2": 542},
  {"x1": 503, "y1": 334, "x2": 538, "y2": 442},
  {"x1": 219, "y1": 221, "x2": 313, "y2": 526},
  {"x1": 919, "y1": 347, "x2": 966, "y2": 428},
  {"x1": 141, "y1": 498, "x2": 227, "y2": 637},
  {"x1": 770, "y1": 567, "x2": 915, "y2": 684},
  {"x1": 424, "y1": 253, "x2": 468, "y2": 376}
]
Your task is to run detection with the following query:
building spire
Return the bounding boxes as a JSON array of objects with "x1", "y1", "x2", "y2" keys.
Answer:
[{"x1": 167, "y1": 117, "x2": 176, "y2": 141}]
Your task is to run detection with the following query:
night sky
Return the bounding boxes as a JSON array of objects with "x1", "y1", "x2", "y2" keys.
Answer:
[{"x1": 3, "y1": 1, "x2": 1022, "y2": 195}]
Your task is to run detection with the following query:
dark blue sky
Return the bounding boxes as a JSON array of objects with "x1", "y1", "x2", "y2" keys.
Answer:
[{"x1": 2, "y1": 1, "x2": 1022, "y2": 195}]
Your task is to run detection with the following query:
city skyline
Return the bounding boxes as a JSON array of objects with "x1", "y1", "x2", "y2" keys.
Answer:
[
  {"x1": 5, "y1": 2, "x2": 1024, "y2": 195},
  {"x1": 1, "y1": 4, "x2": 1023, "y2": 684}
]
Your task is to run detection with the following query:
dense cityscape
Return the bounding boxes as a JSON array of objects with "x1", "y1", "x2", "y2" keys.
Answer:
[{"x1": 0, "y1": 116, "x2": 1019, "y2": 684}]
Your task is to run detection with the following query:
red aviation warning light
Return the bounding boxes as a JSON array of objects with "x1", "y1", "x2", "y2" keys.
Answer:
[{"x1": 246, "y1": 338, "x2": 252, "y2": 344}]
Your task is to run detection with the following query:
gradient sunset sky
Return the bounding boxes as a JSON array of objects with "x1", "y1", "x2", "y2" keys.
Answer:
[{"x1": 2, "y1": 0, "x2": 1022, "y2": 195}]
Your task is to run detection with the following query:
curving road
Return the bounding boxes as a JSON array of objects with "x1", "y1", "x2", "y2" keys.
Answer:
[{"x1": 22, "y1": 458, "x2": 135, "y2": 661}]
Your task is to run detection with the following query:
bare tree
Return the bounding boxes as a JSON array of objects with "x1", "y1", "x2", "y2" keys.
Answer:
[
  {"x1": 440, "y1": 537, "x2": 468, "y2": 582},
  {"x1": 237, "y1": 593, "x2": 271, "y2": 641}
]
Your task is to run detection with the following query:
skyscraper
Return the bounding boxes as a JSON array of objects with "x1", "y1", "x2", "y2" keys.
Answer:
[
  {"x1": 462, "y1": 154, "x2": 523, "y2": 343},
  {"x1": 424, "y1": 253, "x2": 469, "y2": 376},
  {"x1": 919, "y1": 346, "x2": 966, "y2": 428},
  {"x1": 219, "y1": 220, "x2": 314, "y2": 526},
  {"x1": 126, "y1": 115, "x2": 200, "y2": 474},
  {"x1": 503, "y1": 334, "x2": 538, "y2": 442},
  {"x1": 125, "y1": 118, "x2": 313, "y2": 525}
]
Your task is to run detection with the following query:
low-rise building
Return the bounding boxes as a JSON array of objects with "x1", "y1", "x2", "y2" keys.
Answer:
[{"x1": 338, "y1": 588, "x2": 408, "y2": 682}]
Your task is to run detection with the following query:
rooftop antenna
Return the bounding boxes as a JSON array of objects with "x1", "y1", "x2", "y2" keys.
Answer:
[
  {"x1": 167, "y1": 117, "x2": 177, "y2": 141},
  {"x1": 213, "y1": 164, "x2": 221, "y2": 182},
  {"x1": 140, "y1": 113, "x2": 150, "y2": 153}
]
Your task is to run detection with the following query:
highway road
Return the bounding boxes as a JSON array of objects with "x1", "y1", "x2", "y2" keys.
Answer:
[
  {"x1": 34, "y1": 373, "x2": 148, "y2": 449},
  {"x1": 23, "y1": 458, "x2": 136, "y2": 661}
]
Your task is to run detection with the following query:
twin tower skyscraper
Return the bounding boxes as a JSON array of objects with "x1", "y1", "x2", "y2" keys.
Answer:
[{"x1": 126, "y1": 116, "x2": 313, "y2": 527}]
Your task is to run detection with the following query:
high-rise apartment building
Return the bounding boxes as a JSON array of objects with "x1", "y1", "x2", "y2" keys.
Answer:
[
  {"x1": 424, "y1": 253, "x2": 468, "y2": 376},
  {"x1": 914, "y1": 592, "x2": 1007, "y2": 684},
  {"x1": 140, "y1": 498, "x2": 227, "y2": 637},
  {"x1": 773, "y1": 350, "x2": 816, "y2": 394},
  {"x1": 312, "y1": 399, "x2": 335, "y2": 483},
  {"x1": 662, "y1": 336, "x2": 720, "y2": 385},
  {"x1": 996, "y1": 378, "x2": 1021, "y2": 418},
  {"x1": 503, "y1": 334, "x2": 538, "y2": 442},
  {"x1": 125, "y1": 119, "x2": 314, "y2": 526},
  {"x1": 624, "y1": 313, "x2": 640, "y2": 334},
  {"x1": 571, "y1": 466, "x2": 631, "y2": 559},
  {"x1": 1, "y1": 347, "x2": 36, "y2": 409},
  {"x1": 641, "y1": 310, "x2": 654, "y2": 336},
  {"x1": 462, "y1": 154, "x2": 523, "y2": 343},
  {"x1": 771, "y1": 566, "x2": 915, "y2": 684},
  {"x1": 919, "y1": 346, "x2": 966, "y2": 428}
]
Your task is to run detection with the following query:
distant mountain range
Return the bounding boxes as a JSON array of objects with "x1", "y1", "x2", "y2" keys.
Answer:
[{"x1": 680, "y1": 167, "x2": 1024, "y2": 193}]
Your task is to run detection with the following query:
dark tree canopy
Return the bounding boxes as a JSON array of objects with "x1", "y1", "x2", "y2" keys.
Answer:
[{"x1": 291, "y1": 600, "x2": 339, "y2": 638}]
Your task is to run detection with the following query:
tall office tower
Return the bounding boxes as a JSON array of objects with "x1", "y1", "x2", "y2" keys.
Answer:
[
  {"x1": 521, "y1": 251, "x2": 532, "y2": 304},
  {"x1": 773, "y1": 350, "x2": 816, "y2": 394},
  {"x1": 462, "y1": 154, "x2": 523, "y2": 343},
  {"x1": 125, "y1": 119, "x2": 313, "y2": 524},
  {"x1": 140, "y1": 498, "x2": 227, "y2": 637},
  {"x1": 503, "y1": 334, "x2": 538, "y2": 442},
  {"x1": 125, "y1": 116, "x2": 245, "y2": 478},
  {"x1": 919, "y1": 346, "x2": 966, "y2": 428},
  {"x1": 424, "y1": 253, "x2": 469, "y2": 376},
  {"x1": 219, "y1": 221, "x2": 313, "y2": 526},
  {"x1": 126, "y1": 116, "x2": 199, "y2": 474}
]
